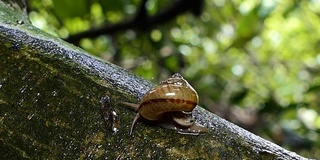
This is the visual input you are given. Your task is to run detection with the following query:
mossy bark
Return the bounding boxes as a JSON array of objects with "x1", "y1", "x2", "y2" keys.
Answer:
[{"x1": 0, "y1": 0, "x2": 311, "y2": 159}]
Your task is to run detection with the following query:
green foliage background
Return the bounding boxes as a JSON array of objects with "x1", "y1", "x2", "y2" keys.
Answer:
[{"x1": 27, "y1": 0, "x2": 320, "y2": 158}]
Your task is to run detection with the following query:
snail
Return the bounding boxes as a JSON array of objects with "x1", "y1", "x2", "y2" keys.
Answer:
[{"x1": 122, "y1": 73, "x2": 208, "y2": 135}]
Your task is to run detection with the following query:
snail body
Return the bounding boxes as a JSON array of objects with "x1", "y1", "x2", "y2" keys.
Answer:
[{"x1": 122, "y1": 73, "x2": 208, "y2": 135}]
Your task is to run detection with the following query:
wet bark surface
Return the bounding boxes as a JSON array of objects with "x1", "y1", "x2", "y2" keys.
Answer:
[{"x1": 0, "y1": 0, "x2": 311, "y2": 159}]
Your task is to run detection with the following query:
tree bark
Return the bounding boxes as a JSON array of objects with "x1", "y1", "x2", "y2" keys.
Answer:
[{"x1": 0, "y1": 0, "x2": 311, "y2": 159}]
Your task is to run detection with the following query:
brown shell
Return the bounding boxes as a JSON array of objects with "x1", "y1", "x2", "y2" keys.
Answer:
[
  {"x1": 122, "y1": 73, "x2": 207, "y2": 135},
  {"x1": 138, "y1": 73, "x2": 198, "y2": 120}
]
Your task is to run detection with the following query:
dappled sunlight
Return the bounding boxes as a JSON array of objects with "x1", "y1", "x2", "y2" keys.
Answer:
[{"x1": 27, "y1": 0, "x2": 320, "y2": 157}]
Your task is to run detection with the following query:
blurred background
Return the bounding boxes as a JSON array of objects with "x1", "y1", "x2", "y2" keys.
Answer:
[{"x1": 27, "y1": 0, "x2": 320, "y2": 158}]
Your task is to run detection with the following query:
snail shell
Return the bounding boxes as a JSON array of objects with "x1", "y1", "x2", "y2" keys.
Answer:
[{"x1": 122, "y1": 73, "x2": 208, "y2": 135}]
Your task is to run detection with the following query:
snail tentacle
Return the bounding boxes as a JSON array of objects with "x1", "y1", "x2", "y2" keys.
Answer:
[
  {"x1": 130, "y1": 113, "x2": 140, "y2": 135},
  {"x1": 121, "y1": 102, "x2": 139, "y2": 109}
]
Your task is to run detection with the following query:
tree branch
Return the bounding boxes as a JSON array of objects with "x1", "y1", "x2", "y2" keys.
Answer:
[
  {"x1": 65, "y1": 0, "x2": 204, "y2": 45},
  {"x1": 0, "y1": 0, "x2": 312, "y2": 159}
]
